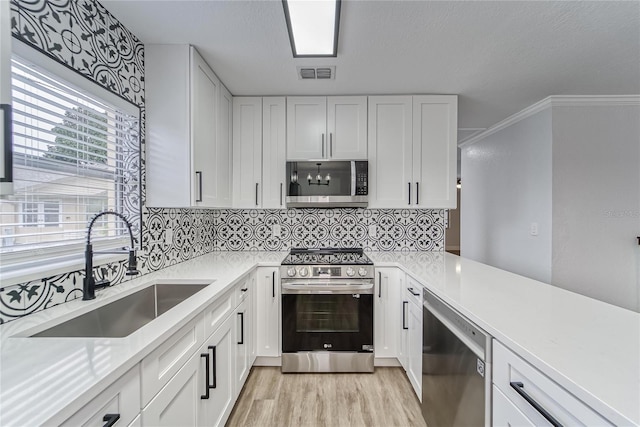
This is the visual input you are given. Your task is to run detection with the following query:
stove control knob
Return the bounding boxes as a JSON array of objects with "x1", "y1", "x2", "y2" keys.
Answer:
[
  {"x1": 346, "y1": 267, "x2": 356, "y2": 277},
  {"x1": 358, "y1": 267, "x2": 368, "y2": 277},
  {"x1": 287, "y1": 267, "x2": 297, "y2": 277},
  {"x1": 298, "y1": 267, "x2": 309, "y2": 277}
]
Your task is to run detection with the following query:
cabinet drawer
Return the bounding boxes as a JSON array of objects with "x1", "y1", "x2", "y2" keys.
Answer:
[
  {"x1": 61, "y1": 366, "x2": 140, "y2": 427},
  {"x1": 203, "y1": 288, "x2": 235, "y2": 338},
  {"x1": 235, "y1": 275, "x2": 251, "y2": 303},
  {"x1": 405, "y1": 276, "x2": 423, "y2": 307},
  {"x1": 141, "y1": 315, "x2": 204, "y2": 406},
  {"x1": 493, "y1": 340, "x2": 613, "y2": 426}
]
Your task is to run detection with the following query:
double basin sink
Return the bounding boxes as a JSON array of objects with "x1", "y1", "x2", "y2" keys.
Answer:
[{"x1": 30, "y1": 282, "x2": 211, "y2": 338}]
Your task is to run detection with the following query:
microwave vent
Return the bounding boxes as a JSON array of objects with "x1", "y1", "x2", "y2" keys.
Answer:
[{"x1": 297, "y1": 66, "x2": 335, "y2": 80}]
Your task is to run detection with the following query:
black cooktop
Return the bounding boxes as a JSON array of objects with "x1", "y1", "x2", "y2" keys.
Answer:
[{"x1": 281, "y1": 247, "x2": 374, "y2": 266}]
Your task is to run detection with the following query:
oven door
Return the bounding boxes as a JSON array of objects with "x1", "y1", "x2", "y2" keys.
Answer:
[{"x1": 281, "y1": 281, "x2": 374, "y2": 353}]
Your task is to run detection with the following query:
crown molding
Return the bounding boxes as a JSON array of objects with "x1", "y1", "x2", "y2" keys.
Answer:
[{"x1": 458, "y1": 95, "x2": 640, "y2": 148}]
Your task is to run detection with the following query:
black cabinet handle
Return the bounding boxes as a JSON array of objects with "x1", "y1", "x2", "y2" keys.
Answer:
[
  {"x1": 255, "y1": 183, "x2": 259, "y2": 206},
  {"x1": 378, "y1": 272, "x2": 382, "y2": 298},
  {"x1": 200, "y1": 352, "x2": 210, "y2": 399},
  {"x1": 329, "y1": 133, "x2": 333, "y2": 157},
  {"x1": 195, "y1": 171, "x2": 203, "y2": 202},
  {"x1": 1, "y1": 104, "x2": 13, "y2": 185},
  {"x1": 241, "y1": 287, "x2": 248, "y2": 292},
  {"x1": 510, "y1": 382, "x2": 563, "y2": 427},
  {"x1": 637, "y1": 236, "x2": 640, "y2": 245},
  {"x1": 408, "y1": 287, "x2": 420, "y2": 296},
  {"x1": 208, "y1": 345, "x2": 217, "y2": 389},
  {"x1": 102, "y1": 413, "x2": 120, "y2": 427},
  {"x1": 402, "y1": 301, "x2": 408, "y2": 330},
  {"x1": 408, "y1": 182, "x2": 411, "y2": 205},
  {"x1": 321, "y1": 133, "x2": 325, "y2": 157},
  {"x1": 238, "y1": 312, "x2": 244, "y2": 344},
  {"x1": 280, "y1": 183, "x2": 283, "y2": 206},
  {"x1": 416, "y1": 182, "x2": 419, "y2": 205},
  {"x1": 272, "y1": 271, "x2": 276, "y2": 298}
]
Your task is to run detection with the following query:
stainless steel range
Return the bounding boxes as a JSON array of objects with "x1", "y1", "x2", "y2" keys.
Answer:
[{"x1": 280, "y1": 247, "x2": 375, "y2": 373}]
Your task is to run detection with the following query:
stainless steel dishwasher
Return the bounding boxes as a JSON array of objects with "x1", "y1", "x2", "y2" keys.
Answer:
[{"x1": 422, "y1": 288, "x2": 492, "y2": 427}]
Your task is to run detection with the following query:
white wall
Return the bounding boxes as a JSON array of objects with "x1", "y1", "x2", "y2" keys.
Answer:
[
  {"x1": 461, "y1": 109, "x2": 553, "y2": 283},
  {"x1": 552, "y1": 105, "x2": 640, "y2": 311}
]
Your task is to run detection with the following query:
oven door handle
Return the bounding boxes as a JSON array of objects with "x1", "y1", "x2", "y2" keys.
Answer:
[{"x1": 281, "y1": 283, "x2": 374, "y2": 294}]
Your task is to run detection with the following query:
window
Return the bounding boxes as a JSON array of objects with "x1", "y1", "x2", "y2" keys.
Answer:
[{"x1": 0, "y1": 54, "x2": 140, "y2": 262}]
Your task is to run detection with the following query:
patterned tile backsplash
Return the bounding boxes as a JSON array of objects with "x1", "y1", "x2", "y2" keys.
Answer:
[{"x1": 1, "y1": 0, "x2": 446, "y2": 324}]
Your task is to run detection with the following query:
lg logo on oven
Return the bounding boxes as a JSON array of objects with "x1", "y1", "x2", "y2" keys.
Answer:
[{"x1": 324, "y1": 343, "x2": 333, "y2": 349}]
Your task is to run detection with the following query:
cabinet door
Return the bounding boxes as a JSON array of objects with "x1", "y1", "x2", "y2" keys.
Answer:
[
  {"x1": 262, "y1": 97, "x2": 287, "y2": 209},
  {"x1": 493, "y1": 386, "x2": 537, "y2": 427},
  {"x1": 367, "y1": 96, "x2": 413, "y2": 208},
  {"x1": 327, "y1": 96, "x2": 368, "y2": 160},
  {"x1": 398, "y1": 273, "x2": 409, "y2": 369},
  {"x1": 204, "y1": 314, "x2": 236, "y2": 427},
  {"x1": 0, "y1": 0, "x2": 11, "y2": 193},
  {"x1": 62, "y1": 367, "x2": 140, "y2": 427},
  {"x1": 374, "y1": 268, "x2": 400, "y2": 358},
  {"x1": 256, "y1": 267, "x2": 280, "y2": 357},
  {"x1": 412, "y1": 95, "x2": 458, "y2": 208},
  {"x1": 234, "y1": 296, "x2": 252, "y2": 390},
  {"x1": 286, "y1": 97, "x2": 327, "y2": 159},
  {"x1": 191, "y1": 47, "x2": 220, "y2": 207},
  {"x1": 233, "y1": 97, "x2": 263, "y2": 208},
  {"x1": 214, "y1": 84, "x2": 233, "y2": 208},
  {"x1": 142, "y1": 344, "x2": 208, "y2": 427}
]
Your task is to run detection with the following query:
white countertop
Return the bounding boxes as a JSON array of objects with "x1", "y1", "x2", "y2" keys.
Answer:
[{"x1": 1, "y1": 251, "x2": 638, "y2": 426}]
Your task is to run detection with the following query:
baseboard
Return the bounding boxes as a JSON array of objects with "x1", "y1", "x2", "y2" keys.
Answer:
[
  {"x1": 254, "y1": 356, "x2": 281, "y2": 366},
  {"x1": 374, "y1": 357, "x2": 402, "y2": 367}
]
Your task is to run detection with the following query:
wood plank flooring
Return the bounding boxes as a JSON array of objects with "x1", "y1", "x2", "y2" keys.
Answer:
[{"x1": 226, "y1": 367, "x2": 427, "y2": 427}]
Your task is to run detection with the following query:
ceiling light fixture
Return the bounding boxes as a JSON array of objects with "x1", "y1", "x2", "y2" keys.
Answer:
[{"x1": 282, "y1": 0, "x2": 341, "y2": 58}]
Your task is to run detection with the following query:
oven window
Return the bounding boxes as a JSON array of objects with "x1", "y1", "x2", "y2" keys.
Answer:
[{"x1": 296, "y1": 295, "x2": 359, "y2": 333}]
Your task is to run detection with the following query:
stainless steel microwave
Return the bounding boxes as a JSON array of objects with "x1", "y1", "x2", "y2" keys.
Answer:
[{"x1": 286, "y1": 161, "x2": 368, "y2": 208}]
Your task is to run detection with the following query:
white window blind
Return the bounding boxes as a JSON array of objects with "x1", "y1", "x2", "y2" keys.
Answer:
[{"x1": 0, "y1": 56, "x2": 140, "y2": 259}]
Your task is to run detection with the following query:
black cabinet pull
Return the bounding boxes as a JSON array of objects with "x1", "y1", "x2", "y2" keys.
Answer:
[
  {"x1": 378, "y1": 272, "x2": 382, "y2": 298},
  {"x1": 195, "y1": 171, "x2": 203, "y2": 202},
  {"x1": 102, "y1": 413, "x2": 120, "y2": 427},
  {"x1": 402, "y1": 301, "x2": 408, "y2": 330},
  {"x1": 408, "y1": 182, "x2": 411, "y2": 205},
  {"x1": 416, "y1": 182, "x2": 419, "y2": 205},
  {"x1": 321, "y1": 133, "x2": 325, "y2": 157},
  {"x1": 272, "y1": 271, "x2": 276, "y2": 298},
  {"x1": 510, "y1": 382, "x2": 563, "y2": 427},
  {"x1": 329, "y1": 133, "x2": 333, "y2": 157},
  {"x1": 200, "y1": 353, "x2": 210, "y2": 399},
  {"x1": 208, "y1": 345, "x2": 217, "y2": 389},
  {"x1": 280, "y1": 183, "x2": 283, "y2": 206},
  {"x1": 255, "y1": 183, "x2": 259, "y2": 206},
  {"x1": 238, "y1": 312, "x2": 244, "y2": 344},
  {"x1": 408, "y1": 287, "x2": 420, "y2": 296},
  {"x1": 241, "y1": 287, "x2": 248, "y2": 292},
  {"x1": 1, "y1": 104, "x2": 13, "y2": 185},
  {"x1": 637, "y1": 236, "x2": 640, "y2": 245}
]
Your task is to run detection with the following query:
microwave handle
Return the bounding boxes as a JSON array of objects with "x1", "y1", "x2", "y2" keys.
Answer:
[{"x1": 351, "y1": 161, "x2": 356, "y2": 196}]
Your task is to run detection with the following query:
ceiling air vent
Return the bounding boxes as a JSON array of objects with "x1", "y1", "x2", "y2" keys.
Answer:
[{"x1": 297, "y1": 66, "x2": 335, "y2": 80}]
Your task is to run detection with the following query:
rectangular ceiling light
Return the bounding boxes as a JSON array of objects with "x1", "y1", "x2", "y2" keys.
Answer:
[{"x1": 282, "y1": 0, "x2": 341, "y2": 57}]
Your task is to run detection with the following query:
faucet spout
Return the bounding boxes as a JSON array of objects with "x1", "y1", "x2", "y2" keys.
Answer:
[{"x1": 83, "y1": 211, "x2": 139, "y2": 301}]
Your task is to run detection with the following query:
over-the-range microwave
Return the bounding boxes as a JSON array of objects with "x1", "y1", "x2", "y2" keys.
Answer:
[{"x1": 286, "y1": 161, "x2": 368, "y2": 208}]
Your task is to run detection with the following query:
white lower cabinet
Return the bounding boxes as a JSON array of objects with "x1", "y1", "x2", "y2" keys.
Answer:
[
  {"x1": 61, "y1": 366, "x2": 141, "y2": 427},
  {"x1": 234, "y1": 296, "x2": 252, "y2": 389},
  {"x1": 255, "y1": 267, "x2": 280, "y2": 358},
  {"x1": 403, "y1": 277, "x2": 423, "y2": 399},
  {"x1": 374, "y1": 268, "x2": 400, "y2": 359},
  {"x1": 203, "y1": 314, "x2": 236, "y2": 427},
  {"x1": 493, "y1": 340, "x2": 613, "y2": 426}
]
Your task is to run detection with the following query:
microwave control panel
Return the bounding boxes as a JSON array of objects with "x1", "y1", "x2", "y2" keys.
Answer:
[{"x1": 355, "y1": 162, "x2": 368, "y2": 195}]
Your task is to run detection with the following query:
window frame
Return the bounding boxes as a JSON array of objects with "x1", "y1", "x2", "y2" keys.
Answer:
[{"x1": 0, "y1": 40, "x2": 142, "y2": 281}]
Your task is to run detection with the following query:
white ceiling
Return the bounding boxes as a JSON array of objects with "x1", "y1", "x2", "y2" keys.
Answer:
[{"x1": 102, "y1": 0, "x2": 640, "y2": 135}]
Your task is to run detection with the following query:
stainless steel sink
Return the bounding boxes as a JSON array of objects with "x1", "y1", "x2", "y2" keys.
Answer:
[{"x1": 31, "y1": 283, "x2": 209, "y2": 338}]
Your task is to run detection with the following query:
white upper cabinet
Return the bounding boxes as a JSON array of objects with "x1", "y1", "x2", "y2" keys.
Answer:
[
  {"x1": 327, "y1": 96, "x2": 368, "y2": 159},
  {"x1": 0, "y1": 0, "x2": 12, "y2": 194},
  {"x1": 261, "y1": 97, "x2": 287, "y2": 209},
  {"x1": 287, "y1": 96, "x2": 367, "y2": 160},
  {"x1": 146, "y1": 45, "x2": 231, "y2": 208},
  {"x1": 216, "y1": 85, "x2": 233, "y2": 208},
  {"x1": 232, "y1": 97, "x2": 262, "y2": 208},
  {"x1": 412, "y1": 95, "x2": 458, "y2": 208},
  {"x1": 368, "y1": 96, "x2": 413, "y2": 208},
  {"x1": 368, "y1": 95, "x2": 458, "y2": 209}
]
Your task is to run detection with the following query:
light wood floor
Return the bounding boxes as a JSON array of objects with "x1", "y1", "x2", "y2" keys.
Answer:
[{"x1": 226, "y1": 367, "x2": 427, "y2": 427}]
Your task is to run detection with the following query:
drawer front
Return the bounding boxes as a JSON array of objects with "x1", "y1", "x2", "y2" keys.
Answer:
[
  {"x1": 203, "y1": 288, "x2": 235, "y2": 338},
  {"x1": 141, "y1": 315, "x2": 204, "y2": 406},
  {"x1": 61, "y1": 366, "x2": 141, "y2": 427},
  {"x1": 405, "y1": 276, "x2": 423, "y2": 307},
  {"x1": 493, "y1": 340, "x2": 613, "y2": 426},
  {"x1": 236, "y1": 275, "x2": 251, "y2": 303},
  {"x1": 493, "y1": 385, "x2": 537, "y2": 427}
]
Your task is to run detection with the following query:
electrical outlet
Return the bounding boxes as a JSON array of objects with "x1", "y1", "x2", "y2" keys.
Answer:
[
  {"x1": 165, "y1": 228, "x2": 174, "y2": 245},
  {"x1": 368, "y1": 224, "x2": 377, "y2": 238},
  {"x1": 272, "y1": 224, "x2": 281, "y2": 238},
  {"x1": 530, "y1": 222, "x2": 538, "y2": 236}
]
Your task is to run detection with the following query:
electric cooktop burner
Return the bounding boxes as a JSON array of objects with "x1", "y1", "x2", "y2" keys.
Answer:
[{"x1": 281, "y1": 247, "x2": 374, "y2": 266}]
